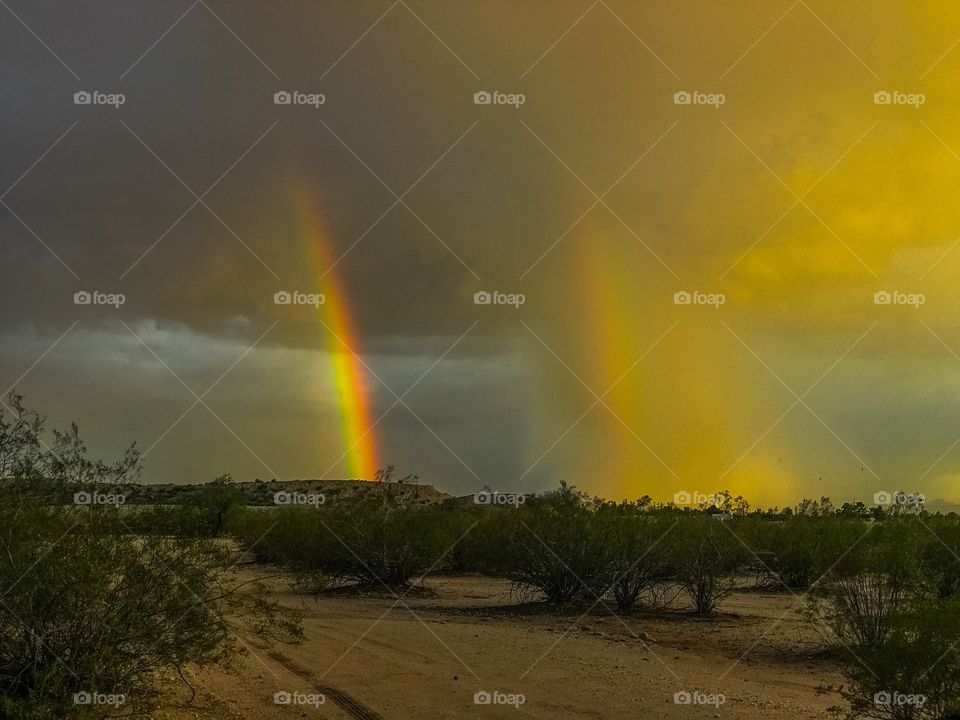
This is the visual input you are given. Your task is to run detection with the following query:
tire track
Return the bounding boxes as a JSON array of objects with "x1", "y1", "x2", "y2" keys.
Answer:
[{"x1": 268, "y1": 650, "x2": 385, "y2": 720}]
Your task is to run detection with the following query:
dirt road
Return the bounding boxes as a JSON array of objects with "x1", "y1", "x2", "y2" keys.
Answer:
[{"x1": 155, "y1": 573, "x2": 841, "y2": 719}]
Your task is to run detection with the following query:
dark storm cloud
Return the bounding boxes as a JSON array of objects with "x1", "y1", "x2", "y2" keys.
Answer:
[
  {"x1": 0, "y1": 0, "x2": 574, "y2": 352},
  {"x1": 6, "y1": 1, "x2": 960, "y2": 503},
  {"x1": 0, "y1": 0, "x2": 561, "y2": 492}
]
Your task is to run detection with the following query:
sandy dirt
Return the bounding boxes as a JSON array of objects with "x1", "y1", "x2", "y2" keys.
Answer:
[{"x1": 152, "y1": 571, "x2": 843, "y2": 720}]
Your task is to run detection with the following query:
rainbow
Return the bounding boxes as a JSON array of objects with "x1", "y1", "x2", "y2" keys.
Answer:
[{"x1": 293, "y1": 187, "x2": 379, "y2": 479}]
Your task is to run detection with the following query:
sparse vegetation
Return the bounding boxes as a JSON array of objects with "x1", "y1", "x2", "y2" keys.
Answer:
[{"x1": 6, "y1": 393, "x2": 960, "y2": 718}]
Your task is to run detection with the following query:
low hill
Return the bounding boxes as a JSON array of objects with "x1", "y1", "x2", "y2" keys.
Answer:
[{"x1": 113, "y1": 478, "x2": 451, "y2": 507}]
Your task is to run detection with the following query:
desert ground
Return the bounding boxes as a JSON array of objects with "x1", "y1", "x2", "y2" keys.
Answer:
[{"x1": 154, "y1": 569, "x2": 842, "y2": 719}]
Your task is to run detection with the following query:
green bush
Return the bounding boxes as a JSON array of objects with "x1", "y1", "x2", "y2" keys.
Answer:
[
  {"x1": 671, "y1": 517, "x2": 747, "y2": 616},
  {"x1": 806, "y1": 521, "x2": 959, "y2": 719},
  {"x1": 319, "y1": 493, "x2": 459, "y2": 586},
  {"x1": 0, "y1": 506, "x2": 236, "y2": 716},
  {"x1": 920, "y1": 518, "x2": 960, "y2": 599},
  {"x1": 186, "y1": 474, "x2": 245, "y2": 536},
  {"x1": 825, "y1": 598, "x2": 960, "y2": 720},
  {"x1": 594, "y1": 503, "x2": 674, "y2": 611},
  {"x1": 230, "y1": 491, "x2": 462, "y2": 588},
  {"x1": 118, "y1": 504, "x2": 210, "y2": 537},
  {"x1": 0, "y1": 394, "x2": 301, "y2": 719},
  {"x1": 495, "y1": 485, "x2": 611, "y2": 604},
  {"x1": 751, "y1": 516, "x2": 865, "y2": 591},
  {"x1": 811, "y1": 521, "x2": 931, "y2": 649}
]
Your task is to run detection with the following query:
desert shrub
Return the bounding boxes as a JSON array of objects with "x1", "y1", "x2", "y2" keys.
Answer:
[
  {"x1": 231, "y1": 492, "x2": 461, "y2": 588},
  {"x1": 0, "y1": 394, "x2": 142, "y2": 491},
  {"x1": 187, "y1": 474, "x2": 245, "y2": 536},
  {"x1": 789, "y1": 517, "x2": 960, "y2": 719},
  {"x1": 227, "y1": 505, "x2": 305, "y2": 565},
  {"x1": 920, "y1": 519, "x2": 960, "y2": 599},
  {"x1": 752, "y1": 517, "x2": 865, "y2": 591},
  {"x1": 318, "y1": 492, "x2": 459, "y2": 586},
  {"x1": 0, "y1": 516, "x2": 301, "y2": 719},
  {"x1": 497, "y1": 484, "x2": 611, "y2": 604},
  {"x1": 825, "y1": 598, "x2": 960, "y2": 720},
  {"x1": 0, "y1": 394, "x2": 300, "y2": 718},
  {"x1": 455, "y1": 504, "x2": 526, "y2": 575},
  {"x1": 671, "y1": 517, "x2": 747, "y2": 615},
  {"x1": 750, "y1": 518, "x2": 818, "y2": 590},
  {"x1": 119, "y1": 504, "x2": 210, "y2": 537},
  {"x1": 0, "y1": 506, "x2": 237, "y2": 716},
  {"x1": 810, "y1": 521, "x2": 932, "y2": 649},
  {"x1": 594, "y1": 503, "x2": 674, "y2": 611}
]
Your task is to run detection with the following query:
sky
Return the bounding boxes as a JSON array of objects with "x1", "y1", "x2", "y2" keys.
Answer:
[{"x1": 3, "y1": 1, "x2": 960, "y2": 506}]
